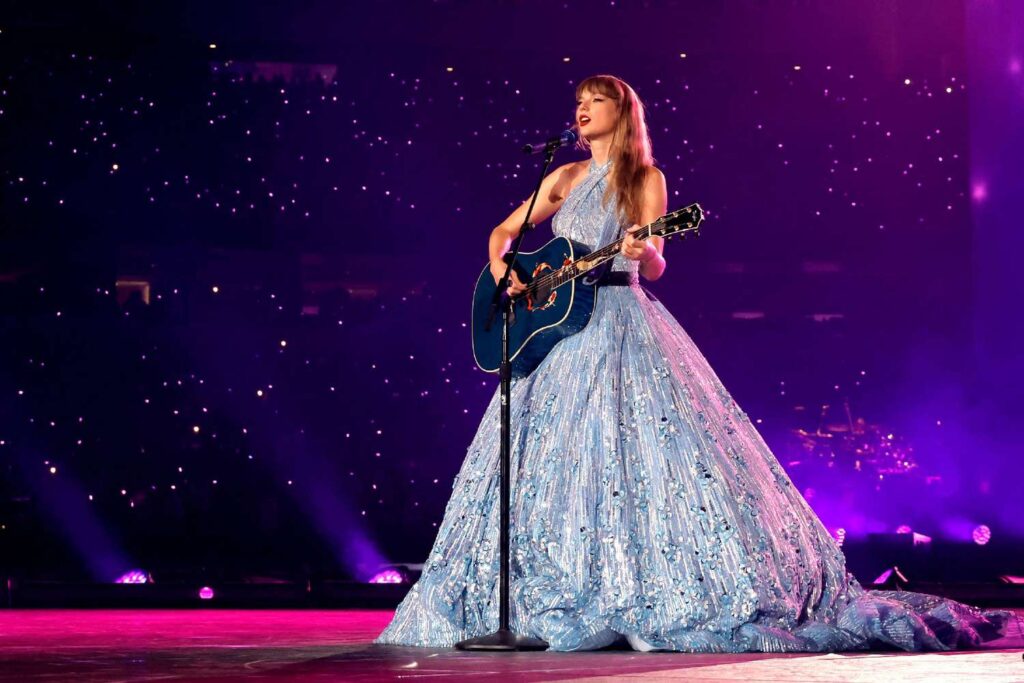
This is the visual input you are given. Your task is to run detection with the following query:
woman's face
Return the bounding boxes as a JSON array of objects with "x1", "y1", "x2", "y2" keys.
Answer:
[{"x1": 575, "y1": 88, "x2": 618, "y2": 141}]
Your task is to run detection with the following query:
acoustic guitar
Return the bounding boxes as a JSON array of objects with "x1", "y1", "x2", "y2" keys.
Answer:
[{"x1": 471, "y1": 203, "x2": 705, "y2": 377}]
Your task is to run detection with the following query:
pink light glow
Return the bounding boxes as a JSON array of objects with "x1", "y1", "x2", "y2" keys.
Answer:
[
  {"x1": 872, "y1": 566, "x2": 908, "y2": 586},
  {"x1": 198, "y1": 586, "x2": 215, "y2": 600},
  {"x1": 912, "y1": 532, "x2": 932, "y2": 546},
  {"x1": 114, "y1": 569, "x2": 151, "y2": 584},
  {"x1": 972, "y1": 524, "x2": 992, "y2": 545},
  {"x1": 368, "y1": 569, "x2": 405, "y2": 584}
]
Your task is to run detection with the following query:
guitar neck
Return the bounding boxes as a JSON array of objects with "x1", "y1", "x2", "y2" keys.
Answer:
[{"x1": 541, "y1": 224, "x2": 657, "y2": 291}]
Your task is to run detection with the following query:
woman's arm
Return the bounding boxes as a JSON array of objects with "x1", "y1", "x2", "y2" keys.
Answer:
[
  {"x1": 622, "y1": 166, "x2": 668, "y2": 281},
  {"x1": 489, "y1": 162, "x2": 580, "y2": 294}
]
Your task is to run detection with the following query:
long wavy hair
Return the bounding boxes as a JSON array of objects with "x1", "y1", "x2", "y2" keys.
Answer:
[{"x1": 574, "y1": 75, "x2": 654, "y2": 225}]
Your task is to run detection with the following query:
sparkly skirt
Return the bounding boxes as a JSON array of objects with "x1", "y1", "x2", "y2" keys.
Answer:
[{"x1": 375, "y1": 284, "x2": 1011, "y2": 651}]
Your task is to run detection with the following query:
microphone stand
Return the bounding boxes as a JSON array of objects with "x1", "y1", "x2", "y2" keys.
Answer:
[{"x1": 455, "y1": 142, "x2": 565, "y2": 652}]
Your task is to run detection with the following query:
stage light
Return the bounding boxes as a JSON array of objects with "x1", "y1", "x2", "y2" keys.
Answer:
[
  {"x1": 972, "y1": 525, "x2": 991, "y2": 545},
  {"x1": 369, "y1": 568, "x2": 406, "y2": 584},
  {"x1": 114, "y1": 569, "x2": 152, "y2": 584},
  {"x1": 872, "y1": 566, "x2": 909, "y2": 588},
  {"x1": 199, "y1": 586, "x2": 215, "y2": 599},
  {"x1": 372, "y1": 565, "x2": 411, "y2": 589},
  {"x1": 895, "y1": 525, "x2": 912, "y2": 534}
]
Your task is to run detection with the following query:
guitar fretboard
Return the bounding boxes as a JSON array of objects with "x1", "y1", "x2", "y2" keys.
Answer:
[{"x1": 529, "y1": 224, "x2": 656, "y2": 294}]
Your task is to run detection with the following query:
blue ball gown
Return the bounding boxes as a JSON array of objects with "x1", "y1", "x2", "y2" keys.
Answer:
[{"x1": 376, "y1": 159, "x2": 1010, "y2": 652}]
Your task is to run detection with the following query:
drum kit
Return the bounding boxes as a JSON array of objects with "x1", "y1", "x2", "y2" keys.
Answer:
[{"x1": 790, "y1": 399, "x2": 921, "y2": 486}]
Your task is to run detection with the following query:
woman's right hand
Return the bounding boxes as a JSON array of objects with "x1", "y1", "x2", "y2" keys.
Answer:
[{"x1": 491, "y1": 258, "x2": 528, "y2": 297}]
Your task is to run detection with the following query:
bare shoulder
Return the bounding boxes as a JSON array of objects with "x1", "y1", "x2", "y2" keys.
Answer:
[
  {"x1": 559, "y1": 160, "x2": 589, "y2": 184},
  {"x1": 644, "y1": 165, "x2": 666, "y2": 187},
  {"x1": 548, "y1": 160, "x2": 589, "y2": 202}
]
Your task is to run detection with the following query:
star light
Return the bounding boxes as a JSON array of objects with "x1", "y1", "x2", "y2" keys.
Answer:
[{"x1": 2, "y1": 37, "x2": 983, "y2": 581}]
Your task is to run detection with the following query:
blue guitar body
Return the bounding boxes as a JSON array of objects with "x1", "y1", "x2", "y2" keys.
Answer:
[
  {"x1": 472, "y1": 237, "x2": 600, "y2": 378},
  {"x1": 471, "y1": 203, "x2": 704, "y2": 378}
]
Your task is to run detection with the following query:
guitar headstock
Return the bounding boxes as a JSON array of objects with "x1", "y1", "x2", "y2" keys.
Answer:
[{"x1": 647, "y1": 203, "x2": 705, "y2": 240}]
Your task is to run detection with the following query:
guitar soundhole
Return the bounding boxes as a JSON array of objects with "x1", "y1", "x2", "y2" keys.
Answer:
[{"x1": 526, "y1": 261, "x2": 557, "y2": 312}]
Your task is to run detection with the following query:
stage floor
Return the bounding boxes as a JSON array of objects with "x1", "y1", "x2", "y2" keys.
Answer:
[{"x1": 1, "y1": 609, "x2": 1022, "y2": 682}]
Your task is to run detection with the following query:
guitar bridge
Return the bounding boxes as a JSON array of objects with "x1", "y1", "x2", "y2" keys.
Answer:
[{"x1": 526, "y1": 261, "x2": 557, "y2": 311}]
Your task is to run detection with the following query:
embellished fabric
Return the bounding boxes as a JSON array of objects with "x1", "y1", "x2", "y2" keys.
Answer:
[{"x1": 375, "y1": 160, "x2": 1010, "y2": 651}]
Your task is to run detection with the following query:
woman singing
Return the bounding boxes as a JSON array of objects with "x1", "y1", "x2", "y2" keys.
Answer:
[{"x1": 376, "y1": 74, "x2": 1008, "y2": 652}]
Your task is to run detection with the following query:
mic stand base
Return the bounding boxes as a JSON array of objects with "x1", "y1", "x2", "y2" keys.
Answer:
[{"x1": 454, "y1": 628, "x2": 549, "y2": 651}]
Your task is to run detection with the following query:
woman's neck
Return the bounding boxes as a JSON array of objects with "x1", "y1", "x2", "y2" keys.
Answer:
[{"x1": 589, "y1": 138, "x2": 611, "y2": 166}]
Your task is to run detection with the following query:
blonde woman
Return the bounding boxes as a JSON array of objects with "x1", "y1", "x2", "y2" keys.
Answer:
[{"x1": 377, "y1": 75, "x2": 1008, "y2": 652}]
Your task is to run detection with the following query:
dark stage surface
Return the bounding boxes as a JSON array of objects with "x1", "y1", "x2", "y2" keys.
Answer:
[{"x1": 1, "y1": 608, "x2": 1022, "y2": 682}]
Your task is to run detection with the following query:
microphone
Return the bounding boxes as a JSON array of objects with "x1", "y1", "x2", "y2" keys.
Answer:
[{"x1": 522, "y1": 129, "x2": 578, "y2": 155}]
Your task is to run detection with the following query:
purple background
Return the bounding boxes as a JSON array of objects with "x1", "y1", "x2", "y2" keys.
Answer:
[{"x1": 0, "y1": 1, "x2": 1021, "y2": 583}]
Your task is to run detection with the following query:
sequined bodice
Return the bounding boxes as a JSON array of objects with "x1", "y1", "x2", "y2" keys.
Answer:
[{"x1": 551, "y1": 160, "x2": 638, "y2": 274}]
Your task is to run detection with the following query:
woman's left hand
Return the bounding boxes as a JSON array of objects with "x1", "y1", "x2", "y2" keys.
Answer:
[{"x1": 621, "y1": 224, "x2": 656, "y2": 262}]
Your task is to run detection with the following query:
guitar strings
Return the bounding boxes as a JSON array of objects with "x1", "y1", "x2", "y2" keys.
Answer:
[
  {"x1": 524, "y1": 213, "x2": 670, "y2": 295},
  {"x1": 516, "y1": 204, "x2": 700, "y2": 300}
]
